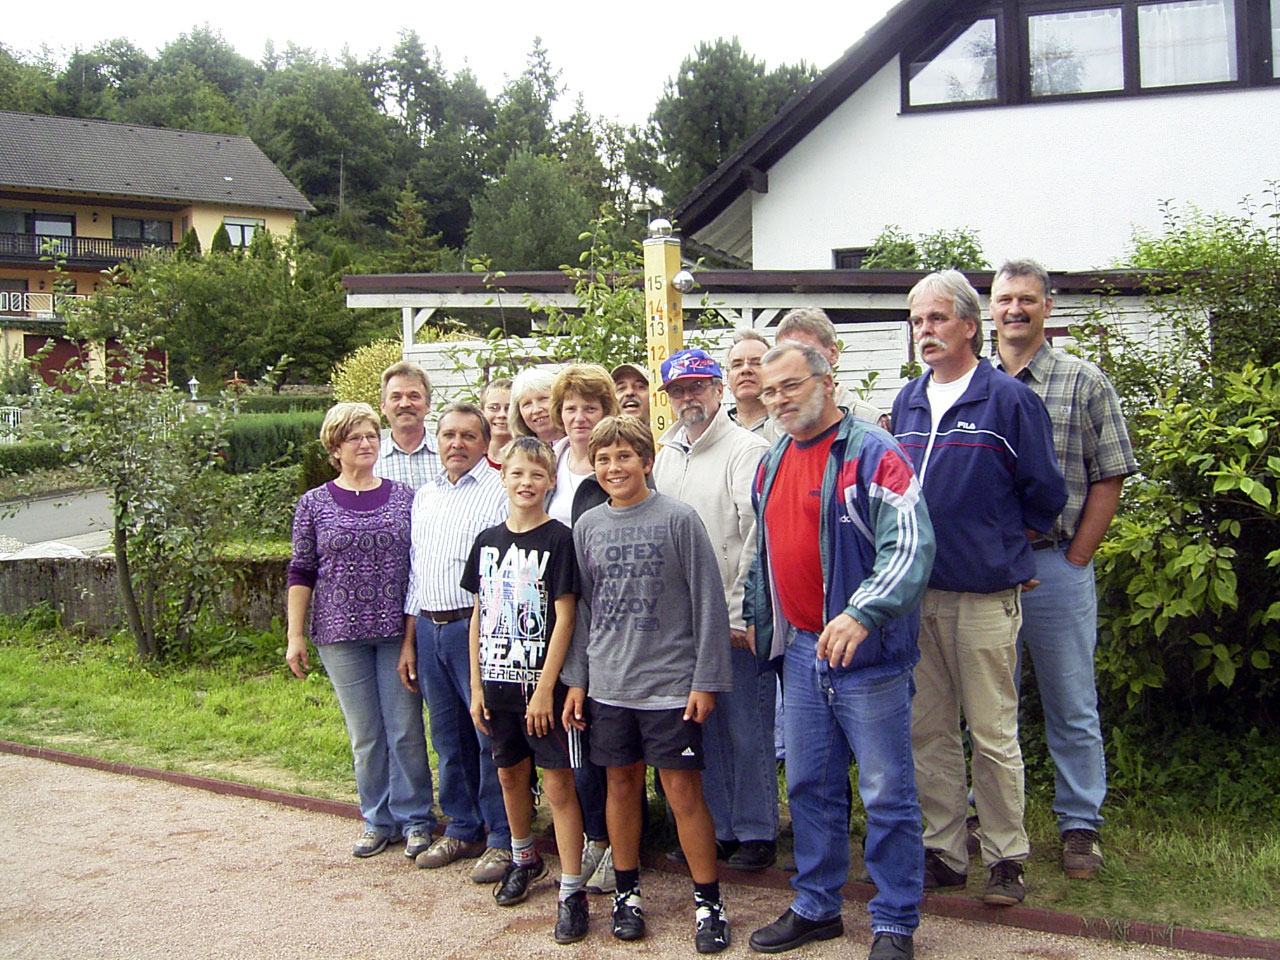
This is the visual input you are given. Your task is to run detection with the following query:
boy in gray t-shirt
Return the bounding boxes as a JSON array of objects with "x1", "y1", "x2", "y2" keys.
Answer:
[{"x1": 562, "y1": 415, "x2": 732, "y2": 954}]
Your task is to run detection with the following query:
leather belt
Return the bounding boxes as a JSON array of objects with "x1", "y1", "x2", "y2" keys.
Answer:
[
  {"x1": 1030, "y1": 539, "x2": 1061, "y2": 551},
  {"x1": 422, "y1": 607, "x2": 471, "y2": 624}
]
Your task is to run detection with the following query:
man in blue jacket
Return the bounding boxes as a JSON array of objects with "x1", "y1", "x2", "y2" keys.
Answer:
[
  {"x1": 745, "y1": 341, "x2": 935, "y2": 960},
  {"x1": 891, "y1": 271, "x2": 1066, "y2": 908}
]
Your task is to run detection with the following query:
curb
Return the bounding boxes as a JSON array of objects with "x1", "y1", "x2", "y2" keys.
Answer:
[{"x1": 3, "y1": 740, "x2": 1278, "y2": 959}]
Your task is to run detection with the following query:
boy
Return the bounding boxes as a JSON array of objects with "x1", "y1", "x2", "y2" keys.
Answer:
[
  {"x1": 464, "y1": 435, "x2": 588, "y2": 944},
  {"x1": 561, "y1": 415, "x2": 734, "y2": 954}
]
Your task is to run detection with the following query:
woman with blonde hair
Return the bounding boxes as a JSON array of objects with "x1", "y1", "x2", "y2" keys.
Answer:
[
  {"x1": 286, "y1": 402, "x2": 435, "y2": 860},
  {"x1": 508, "y1": 366, "x2": 565, "y2": 446},
  {"x1": 546, "y1": 363, "x2": 622, "y2": 526}
]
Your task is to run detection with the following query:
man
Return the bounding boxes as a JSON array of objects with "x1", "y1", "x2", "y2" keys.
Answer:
[
  {"x1": 400, "y1": 403, "x2": 512, "y2": 882},
  {"x1": 651, "y1": 348, "x2": 778, "y2": 872},
  {"x1": 611, "y1": 362, "x2": 650, "y2": 423},
  {"x1": 376, "y1": 360, "x2": 439, "y2": 489},
  {"x1": 991, "y1": 259, "x2": 1137, "y2": 880},
  {"x1": 775, "y1": 308, "x2": 890, "y2": 429},
  {"x1": 725, "y1": 329, "x2": 782, "y2": 442},
  {"x1": 745, "y1": 342, "x2": 935, "y2": 960},
  {"x1": 892, "y1": 271, "x2": 1066, "y2": 906}
]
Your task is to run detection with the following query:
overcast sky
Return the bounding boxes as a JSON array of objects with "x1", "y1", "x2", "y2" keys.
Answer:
[{"x1": 4, "y1": 0, "x2": 898, "y2": 128}]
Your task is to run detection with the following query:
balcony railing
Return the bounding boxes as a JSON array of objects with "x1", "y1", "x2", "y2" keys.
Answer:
[
  {"x1": 0, "y1": 291, "x2": 86, "y2": 319},
  {"x1": 0, "y1": 232, "x2": 177, "y2": 263}
]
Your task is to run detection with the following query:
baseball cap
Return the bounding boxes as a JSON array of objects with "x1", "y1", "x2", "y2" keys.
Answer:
[
  {"x1": 611, "y1": 362, "x2": 650, "y2": 384},
  {"x1": 659, "y1": 349, "x2": 723, "y2": 390}
]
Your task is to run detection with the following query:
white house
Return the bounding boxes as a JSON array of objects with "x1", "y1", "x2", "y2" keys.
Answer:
[{"x1": 673, "y1": 0, "x2": 1280, "y2": 271}]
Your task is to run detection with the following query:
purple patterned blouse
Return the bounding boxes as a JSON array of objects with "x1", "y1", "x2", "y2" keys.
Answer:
[{"x1": 288, "y1": 480, "x2": 414, "y2": 646}]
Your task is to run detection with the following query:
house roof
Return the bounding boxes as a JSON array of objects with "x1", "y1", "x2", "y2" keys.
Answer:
[
  {"x1": 0, "y1": 110, "x2": 314, "y2": 213},
  {"x1": 670, "y1": 0, "x2": 951, "y2": 245}
]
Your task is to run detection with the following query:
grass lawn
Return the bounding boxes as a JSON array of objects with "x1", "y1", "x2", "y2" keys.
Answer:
[{"x1": 1, "y1": 616, "x2": 1277, "y2": 942}]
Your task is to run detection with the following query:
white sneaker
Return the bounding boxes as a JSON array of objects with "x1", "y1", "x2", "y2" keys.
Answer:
[
  {"x1": 585, "y1": 844, "x2": 615, "y2": 894},
  {"x1": 580, "y1": 839, "x2": 608, "y2": 884}
]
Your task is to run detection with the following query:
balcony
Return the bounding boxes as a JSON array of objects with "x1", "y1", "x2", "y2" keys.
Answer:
[
  {"x1": 0, "y1": 290, "x2": 86, "y2": 321},
  {"x1": 0, "y1": 232, "x2": 177, "y2": 266}
]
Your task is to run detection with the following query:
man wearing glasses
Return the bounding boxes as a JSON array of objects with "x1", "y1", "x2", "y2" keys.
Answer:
[
  {"x1": 652, "y1": 349, "x2": 779, "y2": 873},
  {"x1": 745, "y1": 342, "x2": 934, "y2": 960},
  {"x1": 725, "y1": 329, "x2": 781, "y2": 442}
]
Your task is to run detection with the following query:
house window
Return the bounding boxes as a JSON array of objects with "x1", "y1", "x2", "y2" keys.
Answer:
[
  {"x1": 113, "y1": 217, "x2": 174, "y2": 243},
  {"x1": 834, "y1": 247, "x2": 873, "y2": 269},
  {"x1": 907, "y1": 18, "x2": 999, "y2": 106},
  {"x1": 222, "y1": 217, "x2": 265, "y2": 247},
  {"x1": 1274, "y1": 0, "x2": 1280, "y2": 77},
  {"x1": 33, "y1": 213, "x2": 73, "y2": 236},
  {"x1": 1138, "y1": 0, "x2": 1237, "y2": 87},
  {"x1": 1029, "y1": 8, "x2": 1124, "y2": 96},
  {"x1": 0, "y1": 209, "x2": 26, "y2": 234}
]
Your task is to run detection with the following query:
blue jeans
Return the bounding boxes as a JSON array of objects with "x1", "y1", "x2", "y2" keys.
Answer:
[
  {"x1": 702, "y1": 646, "x2": 779, "y2": 843},
  {"x1": 784, "y1": 630, "x2": 922, "y2": 936},
  {"x1": 317, "y1": 637, "x2": 435, "y2": 838},
  {"x1": 1018, "y1": 546, "x2": 1106, "y2": 834},
  {"x1": 415, "y1": 616, "x2": 510, "y2": 848}
]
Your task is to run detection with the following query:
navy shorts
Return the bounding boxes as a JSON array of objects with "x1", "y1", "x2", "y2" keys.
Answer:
[
  {"x1": 488, "y1": 684, "x2": 584, "y2": 770},
  {"x1": 587, "y1": 700, "x2": 704, "y2": 770}
]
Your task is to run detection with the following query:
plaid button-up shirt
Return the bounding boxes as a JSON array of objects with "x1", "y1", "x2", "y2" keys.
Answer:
[
  {"x1": 996, "y1": 341, "x2": 1136, "y2": 541},
  {"x1": 375, "y1": 431, "x2": 440, "y2": 490}
]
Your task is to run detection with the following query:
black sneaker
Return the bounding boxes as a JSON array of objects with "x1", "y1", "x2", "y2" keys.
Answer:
[
  {"x1": 982, "y1": 859, "x2": 1025, "y2": 906},
  {"x1": 694, "y1": 896, "x2": 730, "y2": 954},
  {"x1": 611, "y1": 887, "x2": 645, "y2": 940},
  {"x1": 554, "y1": 890, "x2": 589, "y2": 944},
  {"x1": 922, "y1": 849, "x2": 967, "y2": 890},
  {"x1": 493, "y1": 855, "x2": 547, "y2": 907},
  {"x1": 725, "y1": 839, "x2": 776, "y2": 872}
]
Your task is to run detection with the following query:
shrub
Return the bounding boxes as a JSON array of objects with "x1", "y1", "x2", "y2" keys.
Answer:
[
  {"x1": 221, "y1": 464, "x2": 304, "y2": 539},
  {"x1": 236, "y1": 394, "x2": 332, "y2": 414},
  {"x1": 861, "y1": 224, "x2": 988, "y2": 270},
  {"x1": 0, "y1": 440, "x2": 74, "y2": 476},
  {"x1": 299, "y1": 437, "x2": 339, "y2": 491},
  {"x1": 220, "y1": 412, "x2": 324, "y2": 474},
  {"x1": 331, "y1": 339, "x2": 402, "y2": 411}
]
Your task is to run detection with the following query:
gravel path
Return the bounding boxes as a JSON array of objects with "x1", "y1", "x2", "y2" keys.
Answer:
[{"x1": 0, "y1": 754, "x2": 1229, "y2": 960}]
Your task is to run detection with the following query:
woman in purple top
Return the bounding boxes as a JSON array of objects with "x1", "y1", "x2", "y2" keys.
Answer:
[{"x1": 286, "y1": 402, "x2": 435, "y2": 859}]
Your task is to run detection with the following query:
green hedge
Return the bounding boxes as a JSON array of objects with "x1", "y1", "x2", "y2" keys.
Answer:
[
  {"x1": 221, "y1": 412, "x2": 325, "y2": 474},
  {"x1": 234, "y1": 395, "x2": 332, "y2": 414},
  {"x1": 0, "y1": 440, "x2": 74, "y2": 476}
]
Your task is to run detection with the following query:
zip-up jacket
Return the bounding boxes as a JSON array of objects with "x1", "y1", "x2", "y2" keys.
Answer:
[
  {"x1": 744, "y1": 411, "x2": 935, "y2": 678},
  {"x1": 891, "y1": 358, "x2": 1067, "y2": 594}
]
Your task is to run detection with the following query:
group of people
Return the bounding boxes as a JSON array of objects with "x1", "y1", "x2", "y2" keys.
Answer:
[{"x1": 285, "y1": 257, "x2": 1134, "y2": 960}]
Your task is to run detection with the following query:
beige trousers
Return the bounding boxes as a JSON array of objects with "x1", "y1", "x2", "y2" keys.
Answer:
[{"x1": 911, "y1": 587, "x2": 1029, "y2": 872}]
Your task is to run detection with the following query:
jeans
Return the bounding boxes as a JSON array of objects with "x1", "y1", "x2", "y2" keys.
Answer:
[
  {"x1": 317, "y1": 637, "x2": 435, "y2": 838},
  {"x1": 702, "y1": 646, "x2": 779, "y2": 843},
  {"x1": 1018, "y1": 545, "x2": 1106, "y2": 834},
  {"x1": 415, "y1": 616, "x2": 510, "y2": 848},
  {"x1": 784, "y1": 629, "x2": 922, "y2": 936}
]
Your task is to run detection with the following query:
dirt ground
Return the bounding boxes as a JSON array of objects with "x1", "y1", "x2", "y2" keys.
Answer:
[{"x1": 0, "y1": 753, "x2": 1233, "y2": 960}]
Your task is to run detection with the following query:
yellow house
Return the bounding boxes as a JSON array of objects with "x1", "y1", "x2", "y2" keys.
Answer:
[{"x1": 0, "y1": 110, "x2": 314, "y2": 383}]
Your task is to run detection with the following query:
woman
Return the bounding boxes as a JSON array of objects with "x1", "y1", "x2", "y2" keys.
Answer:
[
  {"x1": 546, "y1": 363, "x2": 621, "y2": 526},
  {"x1": 286, "y1": 402, "x2": 435, "y2": 859},
  {"x1": 509, "y1": 366, "x2": 565, "y2": 446},
  {"x1": 481, "y1": 377, "x2": 513, "y2": 467}
]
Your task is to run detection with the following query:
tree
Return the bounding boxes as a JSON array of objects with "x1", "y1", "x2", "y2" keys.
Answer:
[
  {"x1": 647, "y1": 38, "x2": 817, "y2": 205},
  {"x1": 387, "y1": 182, "x2": 454, "y2": 272},
  {"x1": 465, "y1": 151, "x2": 594, "y2": 271},
  {"x1": 210, "y1": 223, "x2": 233, "y2": 253},
  {"x1": 0, "y1": 43, "x2": 56, "y2": 113},
  {"x1": 486, "y1": 38, "x2": 560, "y2": 172},
  {"x1": 116, "y1": 62, "x2": 244, "y2": 133},
  {"x1": 175, "y1": 227, "x2": 201, "y2": 261}
]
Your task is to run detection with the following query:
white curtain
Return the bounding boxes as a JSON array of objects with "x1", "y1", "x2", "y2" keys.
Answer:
[
  {"x1": 1029, "y1": 7, "x2": 1124, "y2": 96},
  {"x1": 1139, "y1": 0, "x2": 1237, "y2": 87}
]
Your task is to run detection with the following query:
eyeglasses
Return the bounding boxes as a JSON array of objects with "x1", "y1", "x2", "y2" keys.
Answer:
[
  {"x1": 342, "y1": 432, "x2": 380, "y2": 446},
  {"x1": 664, "y1": 379, "x2": 714, "y2": 400},
  {"x1": 760, "y1": 374, "x2": 820, "y2": 402}
]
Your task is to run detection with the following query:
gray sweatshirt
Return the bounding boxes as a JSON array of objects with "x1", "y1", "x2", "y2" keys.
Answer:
[{"x1": 563, "y1": 491, "x2": 732, "y2": 706}]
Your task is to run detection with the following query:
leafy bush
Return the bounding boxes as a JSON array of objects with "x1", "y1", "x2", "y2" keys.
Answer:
[
  {"x1": 220, "y1": 465, "x2": 304, "y2": 539},
  {"x1": 220, "y1": 412, "x2": 324, "y2": 474},
  {"x1": 331, "y1": 339, "x2": 402, "y2": 411},
  {"x1": 300, "y1": 436, "x2": 339, "y2": 491},
  {"x1": 235, "y1": 394, "x2": 332, "y2": 414},
  {"x1": 861, "y1": 224, "x2": 989, "y2": 270},
  {"x1": 0, "y1": 440, "x2": 73, "y2": 476}
]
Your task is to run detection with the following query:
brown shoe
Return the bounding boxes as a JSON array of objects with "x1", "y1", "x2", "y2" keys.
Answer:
[
  {"x1": 982, "y1": 859, "x2": 1025, "y2": 905},
  {"x1": 1061, "y1": 829, "x2": 1103, "y2": 879},
  {"x1": 415, "y1": 835, "x2": 484, "y2": 869},
  {"x1": 470, "y1": 846, "x2": 514, "y2": 883}
]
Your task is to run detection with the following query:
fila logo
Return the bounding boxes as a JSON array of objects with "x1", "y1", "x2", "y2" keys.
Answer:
[
  {"x1": 681, "y1": 747, "x2": 696, "y2": 757},
  {"x1": 957, "y1": 420, "x2": 976, "y2": 429}
]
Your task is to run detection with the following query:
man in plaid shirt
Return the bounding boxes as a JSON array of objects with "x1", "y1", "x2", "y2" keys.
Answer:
[
  {"x1": 375, "y1": 360, "x2": 440, "y2": 489},
  {"x1": 991, "y1": 259, "x2": 1137, "y2": 881}
]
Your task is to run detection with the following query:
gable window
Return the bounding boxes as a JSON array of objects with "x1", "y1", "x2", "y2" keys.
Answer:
[
  {"x1": 222, "y1": 217, "x2": 265, "y2": 247},
  {"x1": 113, "y1": 217, "x2": 174, "y2": 243},
  {"x1": 834, "y1": 247, "x2": 873, "y2": 269},
  {"x1": 908, "y1": 18, "x2": 999, "y2": 105},
  {"x1": 1029, "y1": 8, "x2": 1124, "y2": 96}
]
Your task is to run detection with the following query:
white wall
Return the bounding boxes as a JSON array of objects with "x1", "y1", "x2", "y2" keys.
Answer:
[{"x1": 753, "y1": 59, "x2": 1280, "y2": 271}]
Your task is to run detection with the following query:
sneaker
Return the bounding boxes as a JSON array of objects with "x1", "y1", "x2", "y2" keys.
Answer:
[
  {"x1": 415, "y1": 835, "x2": 484, "y2": 869},
  {"x1": 694, "y1": 897, "x2": 730, "y2": 954},
  {"x1": 493, "y1": 855, "x2": 548, "y2": 906},
  {"x1": 726, "y1": 839, "x2": 776, "y2": 872},
  {"x1": 580, "y1": 840, "x2": 608, "y2": 885},
  {"x1": 404, "y1": 828, "x2": 434, "y2": 860},
  {"x1": 923, "y1": 849, "x2": 967, "y2": 890},
  {"x1": 982, "y1": 859, "x2": 1025, "y2": 905},
  {"x1": 352, "y1": 829, "x2": 391, "y2": 858},
  {"x1": 554, "y1": 890, "x2": 590, "y2": 944},
  {"x1": 611, "y1": 887, "x2": 646, "y2": 941},
  {"x1": 471, "y1": 845, "x2": 514, "y2": 883},
  {"x1": 585, "y1": 845, "x2": 616, "y2": 894},
  {"x1": 1061, "y1": 828, "x2": 1103, "y2": 879}
]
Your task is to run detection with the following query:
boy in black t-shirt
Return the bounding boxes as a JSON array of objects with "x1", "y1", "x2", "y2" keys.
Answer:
[{"x1": 463, "y1": 436, "x2": 587, "y2": 944}]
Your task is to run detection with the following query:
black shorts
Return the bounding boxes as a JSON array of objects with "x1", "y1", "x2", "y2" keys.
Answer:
[
  {"x1": 587, "y1": 700, "x2": 704, "y2": 770},
  {"x1": 488, "y1": 685, "x2": 584, "y2": 770}
]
